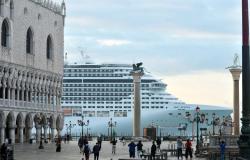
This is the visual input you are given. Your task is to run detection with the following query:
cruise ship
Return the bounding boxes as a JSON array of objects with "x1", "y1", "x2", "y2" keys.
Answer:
[{"x1": 61, "y1": 60, "x2": 232, "y2": 137}]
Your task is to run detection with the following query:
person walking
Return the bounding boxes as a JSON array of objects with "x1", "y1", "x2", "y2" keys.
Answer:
[
  {"x1": 93, "y1": 142, "x2": 101, "y2": 160},
  {"x1": 78, "y1": 136, "x2": 84, "y2": 153},
  {"x1": 185, "y1": 139, "x2": 192, "y2": 159},
  {"x1": 1, "y1": 141, "x2": 8, "y2": 160},
  {"x1": 220, "y1": 141, "x2": 226, "y2": 160},
  {"x1": 156, "y1": 138, "x2": 161, "y2": 152},
  {"x1": 111, "y1": 138, "x2": 117, "y2": 154},
  {"x1": 56, "y1": 136, "x2": 62, "y2": 152},
  {"x1": 151, "y1": 141, "x2": 157, "y2": 160},
  {"x1": 97, "y1": 136, "x2": 102, "y2": 150},
  {"x1": 83, "y1": 141, "x2": 91, "y2": 160},
  {"x1": 128, "y1": 140, "x2": 136, "y2": 158},
  {"x1": 176, "y1": 136, "x2": 183, "y2": 160},
  {"x1": 66, "y1": 134, "x2": 70, "y2": 143},
  {"x1": 136, "y1": 140, "x2": 143, "y2": 158}
]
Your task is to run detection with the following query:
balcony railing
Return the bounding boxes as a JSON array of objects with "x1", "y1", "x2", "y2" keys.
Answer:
[{"x1": 0, "y1": 98, "x2": 61, "y2": 113}]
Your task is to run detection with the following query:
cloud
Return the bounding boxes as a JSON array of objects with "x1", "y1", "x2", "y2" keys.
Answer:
[
  {"x1": 96, "y1": 39, "x2": 132, "y2": 47},
  {"x1": 162, "y1": 70, "x2": 238, "y2": 107}
]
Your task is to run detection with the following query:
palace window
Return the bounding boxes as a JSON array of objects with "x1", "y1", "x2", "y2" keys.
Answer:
[
  {"x1": 1, "y1": 19, "x2": 10, "y2": 47},
  {"x1": 26, "y1": 27, "x2": 33, "y2": 54},
  {"x1": 46, "y1": 35, "x2": 53, "y2": 59}
]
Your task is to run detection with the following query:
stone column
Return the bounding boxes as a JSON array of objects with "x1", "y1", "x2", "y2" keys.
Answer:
[
  {"x1": 229, "y1": 68, "x2": 242, "y2": 135},
  {"x1": 21, "y1": 89, "x2": 24, "y2": 101},
  {"x1": 44, "y1": 126, "x2": 48, "y2": 142},
  {"x1": 33, "y1": 91, "x2": 36, "y2": 104},
  {"x1": 26, "y1": 127, "x2": 32, "y2": 142},
  {"x1": 36, "y1": 126, "x2": 41, "y2": 143},
  {"x1": 0, "y1": 127, "x2": 5, "y2": 144},
  {"x1": 18, "y1": 127, "x2": 24, "y2": 143},
  {"x1": 9, "y1": 127, "x2": 15, "y2": 144},
  {"x1": 7, "y1": 87, "x2": 10, "y2": 101},
  {"x1": 51, "y1": 128, "x2": 55, "y2": 142},
  {"x1": 17, "y1": 89, "x2": 20, "y2": 101},
  {"x1": 131, "y1": 71, "x2": 144, "y2": 137},
  {"x1": 2, "y1": 87, "x2": 5, "y2": 99},
  {"x1": 26, "y1": 90, "x2": 29, "y2": 101}
]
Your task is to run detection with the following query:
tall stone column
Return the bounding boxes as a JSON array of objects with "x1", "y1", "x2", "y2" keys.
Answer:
[
  {"x1": 239, "y1": 0, "x2": 250, "y2": 157},
  {"x1": 19, "y1": 127, "x2": 24, "y2": 143},
  {"x1": 0, "y1": 127, "x2": 5, "y2": 144},
  {"x1": 229, "y1": 68, "x2": 242, "y2": 135},
  {"x1": 131, "y1": 67, "x2": 144, "y2": 137}
]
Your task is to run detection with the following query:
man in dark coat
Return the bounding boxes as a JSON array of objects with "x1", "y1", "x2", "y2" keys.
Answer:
[
  {"x1": 151, "y1": 141, "x2": 157, "y2": 160},
  {"x1": 128, "y1": 140, "x2": 136, "y2": 158},
  {"x1": 93, "y1": 142, "x2": 101, "y2": 160}
]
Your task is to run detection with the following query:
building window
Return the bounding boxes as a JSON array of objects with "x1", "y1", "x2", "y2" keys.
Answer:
[
  {"x1": 0, "y1": 0, "x2": 3, "y2": 16},
  {"x1": 26, "y1": 27, "x2": 33, "y2": 54},
  {"x1": 1, "y1": 19, "x2": 9, "y2": 47},
  {"x1": 10, "y1": 0, "x2": 14, "y2": 19},
  {"x1": 46, "y1": 35, "x2": 53, "y2": 59}
]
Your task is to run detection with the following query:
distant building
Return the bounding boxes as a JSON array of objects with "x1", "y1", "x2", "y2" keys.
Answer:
[{"x1": 0, "y1": 0, "x2": 65, "y2": 144}]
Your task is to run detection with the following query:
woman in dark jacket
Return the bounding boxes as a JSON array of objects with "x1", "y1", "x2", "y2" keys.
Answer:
[{"x1": 151, "y1": 141, "x2": 157, "y2": 160}]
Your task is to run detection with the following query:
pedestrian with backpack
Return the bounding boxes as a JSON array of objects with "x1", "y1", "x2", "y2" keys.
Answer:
[{"x1": 83, "y1": 141, "x2": 91, "y2": 160}]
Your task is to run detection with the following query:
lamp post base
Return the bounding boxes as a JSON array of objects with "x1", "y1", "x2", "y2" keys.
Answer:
[{"x1": 239, "y1": 134, "x2": 250, "y2": 158}]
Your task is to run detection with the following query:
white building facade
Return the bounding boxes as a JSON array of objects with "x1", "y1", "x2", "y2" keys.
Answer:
[{"x1": 0, "y1": 0, "x2": 65, "y2": 144}]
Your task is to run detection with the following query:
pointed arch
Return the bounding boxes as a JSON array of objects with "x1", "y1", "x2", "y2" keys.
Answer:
[
  {"x1": 26, "y1": 27, "x2": 34, "y2": 54},
  {"x1": 25, "y1": 113, "x2": 33, "y2": 128},
  {"x1": 46, "y1": 35, "x2": 53, "y2": 59},
  {"x1": 1, "y1": 18, "x2": 10, "y2": 47},
  {"x1": 6, "y1": 111, "x2": 15, "y2": 128},
  {"x1": 16, "y1": 112, "x2": 24, "y2": 128}
]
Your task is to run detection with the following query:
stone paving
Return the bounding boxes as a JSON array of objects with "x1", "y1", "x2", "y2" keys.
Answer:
[{"x1": 13, "y1": 140, "x2": 206, "y2": 160}]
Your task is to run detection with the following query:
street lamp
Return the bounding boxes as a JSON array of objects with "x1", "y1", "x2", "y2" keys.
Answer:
[
  {"x1": 108, "y1": 118, "x2": 117, "y2": 141},
  {"x1": 212, "y1": 113, "x2": 216, "y2": 135},
  {"x1": 65, "y1": 121, "x2": 76, "y2": 140},
  {"x1": 195, "y1": 106, "x2": 200, "y2": 155},
  {"x1": 78, "y1": 116, "x2": 89, "y2": 137}
]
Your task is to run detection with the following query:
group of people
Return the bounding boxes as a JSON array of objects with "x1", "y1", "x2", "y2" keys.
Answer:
[
  {"x1": 176, "y1": 136, "x2": 226, "y2": 160},
  {"x1": 78, "y1": 136, "x2": 102, "y2": 160},
  {"x1": 176, "y1": 136, "x2": 193, "y2": 159}
]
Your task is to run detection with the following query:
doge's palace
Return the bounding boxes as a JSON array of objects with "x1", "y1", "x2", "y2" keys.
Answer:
[{"x1": 0, "y1": 0, "x2": 65, "y2": 144}]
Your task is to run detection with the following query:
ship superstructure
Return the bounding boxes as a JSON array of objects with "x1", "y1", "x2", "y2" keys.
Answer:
[{"x1": 61, "y1": 61, "x2": 232, "y2": 136}]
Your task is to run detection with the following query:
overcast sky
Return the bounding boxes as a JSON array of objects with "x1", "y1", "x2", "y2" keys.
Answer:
[{"x1": 57, "y1": 0, "x2": 243, "y2": 108}]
